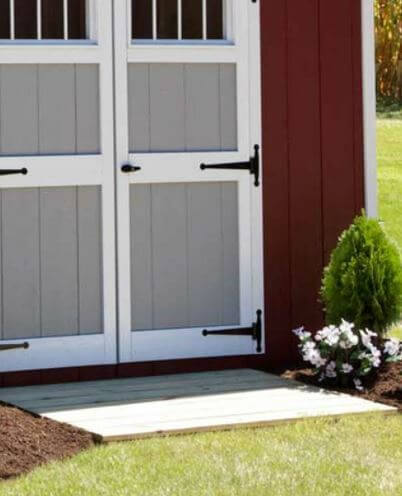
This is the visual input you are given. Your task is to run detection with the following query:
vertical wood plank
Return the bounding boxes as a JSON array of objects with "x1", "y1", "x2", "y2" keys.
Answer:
[
  {"x1": 219, "y1": 64, "x2": 237, "y2": 151},
  {"x1": 75, "y1": 64, "x2": 100, "y2": 154},
  {"x1": 351, "y1": 0, "x2": 365, "y2": 214},
  {"x1": 77, "y1": 186, "x2": 102, "y2": 334},
  {"x1": 260, "y1": 0, "x2": 292, "y2": 364},
  {"x1": 187, "y1": 183, "x2": 222, "y2": 326},
  {"x1": 128, "y1": 64, "x2": 151, "y2": 152},
  {"x1": 184, "y1": 64, "x2": 220, "y2": 151},
  {"x1": 221, "y1": 182, "x2": 240, "y2": 324},
  {"x1": 130, "y1": 184, "x2": 153, "y2": 331},
  {"x1": 40, "y1": 187, "x2": 79, "y2": 336},
  {"x1": 2, "y1": 189, "x2": 41, "y2": 339},
  {"x1": 0, "y1": 65, "x2": 39, "y2": 155},
  {"x1": 38, "y1": 64, "x2": 76, "y2": 154},
  {"x1": 320, "y1": 0, "x2": 356, "y2": 261},
  {"x1": 287, "y1": 0, "x2": 323, "y2": 332},
  {"x1": 152, "y1": 184, "x2": 188, "y2": 329},
  {"x1": 149, "y1": 64, "x2": 185, "y2": 151}
]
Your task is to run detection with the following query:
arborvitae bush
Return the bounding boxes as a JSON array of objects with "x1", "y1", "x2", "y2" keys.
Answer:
[{"x1": 321, "y1": 214, "x2": 402, "y2": 338}]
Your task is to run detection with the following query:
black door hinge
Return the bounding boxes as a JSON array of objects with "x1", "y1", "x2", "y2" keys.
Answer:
[
  {"x1": 202, "y1": 310, "x2": 262, "y2": 353},
  {"x1": 200, "y1": 145, "x2": 260, "y2": 187},
  {"x1": 0, "y1": 342, "x2": 29, "y2": 352}
]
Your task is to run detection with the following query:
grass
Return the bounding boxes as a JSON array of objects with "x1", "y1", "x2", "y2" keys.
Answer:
[
  {"x1": 377, "y1": 117, "x2": 402, "y2": 339},
  {"x1": 1, "y1": 414, "x2": 401, "y2": 496},
  {"x1": 377, "y1": 119, "x2": 402, "y2": 253}
]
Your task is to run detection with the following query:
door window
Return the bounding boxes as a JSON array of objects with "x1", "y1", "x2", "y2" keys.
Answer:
[
  {"x1": 0, "y1": 0, "x2": 87, "y2": 40},
  {"x1": 132, "y1": 0, "x2": 225, "y2": 41}
]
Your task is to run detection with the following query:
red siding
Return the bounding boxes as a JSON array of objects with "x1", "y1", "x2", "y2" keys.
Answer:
[
  {"x1": 261, "y1": 1, "x2": 293, "y2": 367},
  {"x1": 0, "y1": 356, "x2": 269, "y2": 387},
  {"x1": 261, "y1": 0, "x2": 365, "y2": 364}
]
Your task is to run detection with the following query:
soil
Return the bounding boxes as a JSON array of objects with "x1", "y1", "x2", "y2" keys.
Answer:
[
  {"x1": 280, "y1": 361, "x2": 402, "y2": 410},
  {"x1": 0, "y1": 402, "x2": 98, "y2": 480}
]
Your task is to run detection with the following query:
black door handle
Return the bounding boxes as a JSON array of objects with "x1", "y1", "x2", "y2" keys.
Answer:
[
  {"x1": 121, "y1": 164, "x2": 141, "y2": 173},
  {"x1": 0, "y1": 342, "x2": 29, "y2": 351},
  {"x1": 0, "y1": 168, "x2": 28, "y2": 176}
]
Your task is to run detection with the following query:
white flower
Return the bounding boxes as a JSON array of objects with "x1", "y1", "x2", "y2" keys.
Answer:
[
  {"x1": 384, "y1": 339, "x2": 401, "y2": 357},
  {"x1": 353, "y1": 378, "x2": 364, "y2": 391},
  {"x1": 341, "y1": 363, "x2": 353, "y2": 374},
  {"x1": 303, "y1": 345, "x2": 326, "y2": 367},
  {"x1": 339, "y1": 319, "x2": 355, "y2": 334},
  {"x1": 325, "y1": 332, "x2": 341, "y2": 346},
  {"x1": 302, "y1": 341, "x2": 316, "y2": 352},
  {"x1": 316, "y1": 325, "x2": 341, "y2": 346},
  {"x1": 366, "y1": 345, "x2": 381, "y2": 367},
  {"x1": 360, "y1": 329, "x2": 377, "y2": 349},
  {"x1": 325, "y1": 361, "x2": 337, "y2": 378},
  {"x1": 293, "y1": 327, "x2": 312, "y2": 340},
  {"x1": 338, "y1": 321, "x2": 359, "y2": 349}
]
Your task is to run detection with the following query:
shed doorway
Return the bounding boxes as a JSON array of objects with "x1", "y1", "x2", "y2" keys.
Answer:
[{"x1": 0, "y1": 0, "x2": 263, "y2": 373}]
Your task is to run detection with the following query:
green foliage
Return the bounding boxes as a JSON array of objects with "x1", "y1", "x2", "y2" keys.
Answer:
[
  {"x1": 321, "y1": 214, "x2": 402, "y2": 337},
  {"x1": 376, "y1": 98, "x2": 402, "y2": 119},
  {"x1": 375, "y1": 0, "x2": 402, "y2": 102}
]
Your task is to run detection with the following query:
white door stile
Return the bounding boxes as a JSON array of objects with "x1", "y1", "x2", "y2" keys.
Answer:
[
  {"x1": 97, "y1": 0, "x2": 118, "y2": 368},
  {"x1": 248, "y1": 0, "x2": 265, "y2": 353},
  {"x1": 115, "y1": 0, "x2": 263, "y2": 363},
  {"x1": 113, "y1": 0, "x2": 132, "y2": 364},
  {"x1": 0, "y1": 2, "x2": 117, "y2": 372}
]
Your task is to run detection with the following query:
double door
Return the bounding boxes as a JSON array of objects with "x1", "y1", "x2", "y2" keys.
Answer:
[{"x1": 0, "y1": 0, "x2": 263, "y2": 372}]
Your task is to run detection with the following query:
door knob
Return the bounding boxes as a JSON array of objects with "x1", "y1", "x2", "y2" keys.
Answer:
[{"x1": 121, "y1": 164, "x2": 141, "y2": 173}]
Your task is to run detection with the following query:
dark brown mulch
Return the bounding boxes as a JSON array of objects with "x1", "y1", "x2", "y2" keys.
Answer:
[
  {"x1": 0, "y1": 402, "x2": 98, "y2": 480},
  {"x1": 279, "y1": 361, "x2": 402, "y2": 410}
]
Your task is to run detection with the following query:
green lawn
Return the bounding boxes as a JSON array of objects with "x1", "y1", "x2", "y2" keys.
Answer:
[
  {"x1": 378, "y1": 119, "x2": 402, "y2": 253},
  {"x1": 377, "y1": 118, "x2": 402, "y2": 338},
  {"x1": 1, "y1": 414, "x2": 401, "y2": 496}
]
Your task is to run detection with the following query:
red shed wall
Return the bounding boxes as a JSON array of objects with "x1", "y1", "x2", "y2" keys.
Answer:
[{"x1": 261, "y1": 0, "x2": 365, "y2": 366}]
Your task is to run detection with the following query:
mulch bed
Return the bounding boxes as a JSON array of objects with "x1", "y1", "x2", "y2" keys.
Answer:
[
  {"x1": 0, "y1": 402, "x2": 98, "y2": 480},
  {"x1": 279, "y1": 361, "x2": 402, "y2": 410}
]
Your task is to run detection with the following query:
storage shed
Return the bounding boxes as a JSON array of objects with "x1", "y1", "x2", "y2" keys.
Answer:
[{"x1": 0, "y1": 0, "x2": 376, "y2": 386}]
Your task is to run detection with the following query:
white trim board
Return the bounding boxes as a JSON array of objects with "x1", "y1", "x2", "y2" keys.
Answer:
[{"x1": 361, "y1": 0, "x2": 377, "y2": 218}]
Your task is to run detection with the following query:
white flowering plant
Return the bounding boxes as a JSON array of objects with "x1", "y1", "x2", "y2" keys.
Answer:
[{"x1": 293, "y1": 320, "x2": 402, "y2": 391}]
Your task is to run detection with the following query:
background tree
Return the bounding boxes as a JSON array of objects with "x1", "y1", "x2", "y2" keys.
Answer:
[{"x1": 375, "y1": 0, "x2": 402, "y2": 102}]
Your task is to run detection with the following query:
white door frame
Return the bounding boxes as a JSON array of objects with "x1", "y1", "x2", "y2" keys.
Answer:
[
  {"x1": 114, "y1": 0, "x2": 264, "y2": 363},
  {"x1": 0, "y1": 1, "x2": 117, "y2": 372}
]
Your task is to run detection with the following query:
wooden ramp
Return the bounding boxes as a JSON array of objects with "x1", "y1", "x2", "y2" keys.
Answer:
[{"x1": 0, "y1": 369, "x2": 395, "y2": 441}]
